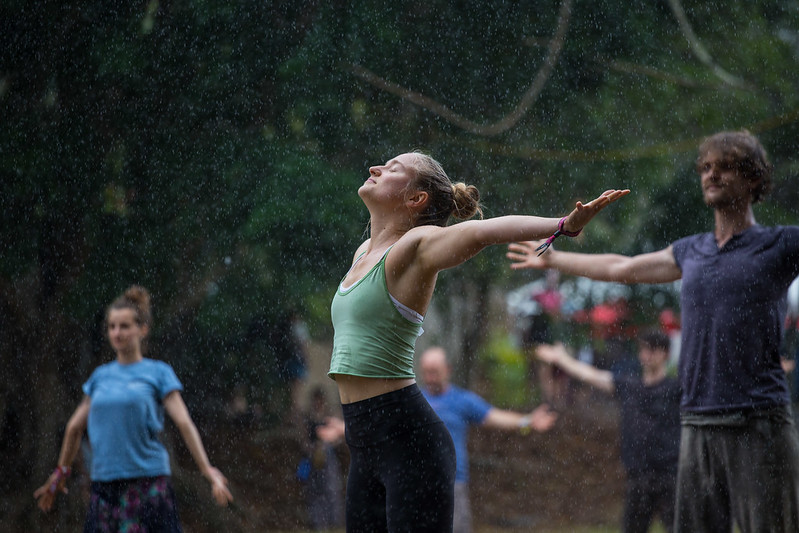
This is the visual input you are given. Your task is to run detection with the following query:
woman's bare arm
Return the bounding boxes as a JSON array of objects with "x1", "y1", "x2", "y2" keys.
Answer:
[
  {"x1": 164, "y1": 391, "x2": 233, "y2": 506},
  {"x1": 33, "y1": 396, "x2": 90, "y2": 511},
  {"x1": 415, "y1": 189, "x2": 630, "y2": 273}
]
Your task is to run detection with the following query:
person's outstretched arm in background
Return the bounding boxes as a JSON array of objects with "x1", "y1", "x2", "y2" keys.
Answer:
[{"x1": 535, "y1": 343, "x2": 615, "y2": 394}]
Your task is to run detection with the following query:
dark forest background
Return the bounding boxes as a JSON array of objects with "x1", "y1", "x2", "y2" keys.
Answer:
[{"x1": 2, "y1": 1, "x2": 799, "y2": 530}]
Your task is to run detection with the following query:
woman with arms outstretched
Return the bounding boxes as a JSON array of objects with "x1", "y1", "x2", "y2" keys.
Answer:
[
  {"x1": 34, "y1": 285, "x2": 232, "y2": 532},
  {"x1": 328, "y1": 151, "x2": 628, "y2": 532}
]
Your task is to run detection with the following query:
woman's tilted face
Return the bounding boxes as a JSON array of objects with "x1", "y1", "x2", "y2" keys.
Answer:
[
  {"x1": 107, "y1": 308, "x2": 146, "y2": 356},
  {"x1": 359, "y1": 153, "x2": 418, "y2": 204}
]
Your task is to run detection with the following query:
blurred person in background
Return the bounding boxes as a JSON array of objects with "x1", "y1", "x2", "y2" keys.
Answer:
[
  {"x1": 298, "y1": 386, "x2": 345, "y2": 531},
  {"x1": 419, "y1": 346, "x2": 557, "y2": 533},
  {"x1": 34, "y1": 285, "x2": 232, "y2": 532},
  {"x1": 536, "y1": 329, "x2": 680, "y2": 533}
]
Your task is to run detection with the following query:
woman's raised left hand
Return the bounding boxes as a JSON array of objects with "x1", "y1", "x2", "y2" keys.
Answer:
[{"x1": 562, "y1": 189, "x2": 630, "y2": 234}]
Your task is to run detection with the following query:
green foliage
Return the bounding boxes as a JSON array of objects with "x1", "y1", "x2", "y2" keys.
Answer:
[
  {"x1": 479, "y1": 331, "x2": 531, "y2": 408},
  {"x1": 2, "y1": 0, "x2": 797, "y2": 379},
  {"x1": 2, "y1": 2, "x2": 799, "y2": 526}
]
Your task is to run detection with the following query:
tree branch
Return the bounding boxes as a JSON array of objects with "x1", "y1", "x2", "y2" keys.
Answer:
[
  {"x1": 346, "y1": 0, "x2": 573, "y2": 136},
  {"x1": 667, "y1": 0, "x2": 750, "y2": 89},
  {"x1": 462, "y1": 107, "x2": 799, "y2": 162},
  {"x1": 596, "y1": 57, "x2": 718, "y2": 89}
]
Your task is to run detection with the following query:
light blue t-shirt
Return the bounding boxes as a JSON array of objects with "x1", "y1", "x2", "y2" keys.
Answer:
[
  {"x1": 82, "y1": 358, "x2": 183, "y2": 481},
  {"x1": 422, "y1": 385, "x2": 491, "y2": 482}
]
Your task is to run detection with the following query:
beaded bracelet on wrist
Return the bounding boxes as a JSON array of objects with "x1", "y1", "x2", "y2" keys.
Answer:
[
  {"x1": 48, "y1": 465, "x2": 71, "y2": 494},
  {"x1": 536, "y1": 216, "x2": 582, "y2": 256}
]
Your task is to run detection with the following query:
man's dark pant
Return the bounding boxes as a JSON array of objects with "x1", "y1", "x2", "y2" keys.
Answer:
[
  {"x1": 624, "y1": 470, "x2": 676, "y2": 533},
  {"x1": 675, "y1": 407, "x2": 799, "y2": 533}
]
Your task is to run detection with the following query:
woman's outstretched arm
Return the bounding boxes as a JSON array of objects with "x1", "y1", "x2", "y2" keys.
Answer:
[
  {"x1": 164, "y1": 391, "x2": 233, "y2": 506},
  {"x1": 416, "y1": 189, "x2": 630, "y2": 272},
  {"x1": 33, "y1": 396, "x2": 90, "y2": 511}
]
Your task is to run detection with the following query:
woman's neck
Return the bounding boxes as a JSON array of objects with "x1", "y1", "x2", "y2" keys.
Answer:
[
  {"x1": 116, "y1": 351, "x2": 143, "y2": 365},
  {"x1": 368, "y1": 216, "x2": 410, "y2": 250}
]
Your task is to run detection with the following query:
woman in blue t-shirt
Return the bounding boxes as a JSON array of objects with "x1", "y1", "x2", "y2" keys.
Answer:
[{"x1": 34, "y1": 285, "x2": 232, "y2": 531}]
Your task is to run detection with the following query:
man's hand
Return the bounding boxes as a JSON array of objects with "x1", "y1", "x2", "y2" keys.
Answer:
[
  {"x1": 528, "y1": 403, "x2": 559, "y2": 432},
  {"x1": 535, "y1": 343, "x2": 571, "y2": 365},
  {"x1": 507, "y1": 240, "x2": 552, "y2": 270}
]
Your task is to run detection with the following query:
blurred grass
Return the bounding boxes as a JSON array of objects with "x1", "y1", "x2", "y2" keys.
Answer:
[
  {"x1": 477, "y1": 526, "x2": 668, "y2": 533},
  {"x1": 274, "y1": 525, "x2": 670, "y2": 533}
]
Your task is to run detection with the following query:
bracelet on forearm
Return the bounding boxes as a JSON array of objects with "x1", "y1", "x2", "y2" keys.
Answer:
[
  {"x1": 48, "y1": 465, "x2": 71, "y2": 494},
  {"x1": 536, "y1": 216, "x2": 582, "y2": 256},
  {"x1": 518, "y1": 415, "x2": 531, "y2": 436}
]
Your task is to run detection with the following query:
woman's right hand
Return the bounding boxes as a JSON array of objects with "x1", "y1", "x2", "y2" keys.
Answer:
[
  {"x1": 33, "y1": 471, "x2": 68, "y2": 512},
  {"x1": 535, "y1": 342, "x2": 571, "y2": 365},
  {"x1": 316, "y1": 416, "x2": 346, "y2": 444},
  {"x1": 507, "y1": 240, "x2": 553, "y2": 270}
]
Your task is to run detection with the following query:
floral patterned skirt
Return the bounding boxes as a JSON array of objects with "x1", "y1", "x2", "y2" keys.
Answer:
[{"x1": 84, "y1": 476, "x2": 182, "y2": 533}]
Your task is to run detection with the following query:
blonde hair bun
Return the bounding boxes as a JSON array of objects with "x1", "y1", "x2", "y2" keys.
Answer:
[{"x1": 451, "y1": 183, "x2": 482, "y2": 220}]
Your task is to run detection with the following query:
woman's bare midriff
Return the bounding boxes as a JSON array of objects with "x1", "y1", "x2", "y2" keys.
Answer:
[{"x1": 333, "y1": 374, "x2": 416, "y2": 404}]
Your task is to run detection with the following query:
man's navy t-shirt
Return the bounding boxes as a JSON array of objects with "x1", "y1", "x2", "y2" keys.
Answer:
[{"x1": 672, "y1": 225, "x2": 799, "y2": 414}]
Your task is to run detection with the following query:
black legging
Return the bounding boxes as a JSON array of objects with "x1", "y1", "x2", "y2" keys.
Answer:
[{"x1": 342, "y1": 383, "x2": 456, "y2": 533}]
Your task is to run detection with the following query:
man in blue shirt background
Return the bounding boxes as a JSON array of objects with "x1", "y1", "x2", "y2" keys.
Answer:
[{"x1": 419, "y1": 346, "x2": 558, "y2": 533}]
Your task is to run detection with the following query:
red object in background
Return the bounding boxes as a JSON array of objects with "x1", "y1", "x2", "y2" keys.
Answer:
[
  {"x1": 659, "y1": 308, "x2": 681, "y2": 334},
  {"x1": 533, "y1": 289, "x2": 562, "y2": 315},
  {"x1": 589, "y1": 299, "x2": 629, "y2": 340},
  {"x1": 590, "y1": 303, "x2": 619, "y2": 325}
]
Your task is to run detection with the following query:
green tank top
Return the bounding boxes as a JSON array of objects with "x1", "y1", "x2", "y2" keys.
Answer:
[{"x1": 328, "y1": 249, "x2": 422, "y2": 379}]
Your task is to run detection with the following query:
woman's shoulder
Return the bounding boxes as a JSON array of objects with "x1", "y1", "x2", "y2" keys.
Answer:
[
  {"x1": 87, "y1": 360, "x2": 116, "y2": 379},
  {"x1": 141, "y1": 358, "x2": 183, "y2": 390},
  {"x1": 402, "y1": 224, "x2": 444, "y2": 243},
  {"x1": 389, "y1": 226, "x2": 440, "y2": 256},
  {"x1": 388, "y1": 225, "x2": 449, "y2": 259},
  {"x1": 774, "y1": 224, "x2": 799, "y2": 240},
  {"x1": 141, "y1": 357, "x2": 176, "y2": 372}
]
